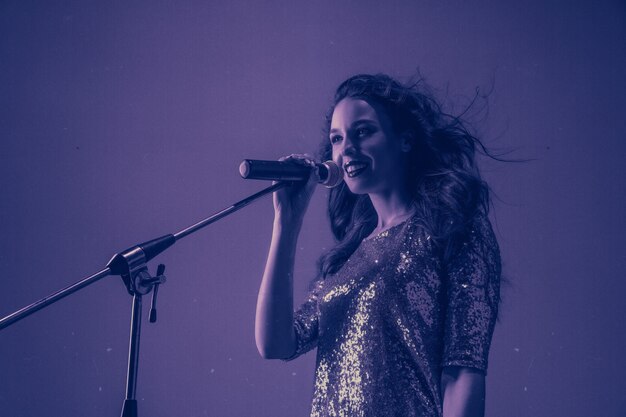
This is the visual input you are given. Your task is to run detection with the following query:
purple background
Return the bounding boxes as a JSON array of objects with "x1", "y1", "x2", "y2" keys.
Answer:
[{"x1": 1, "y1": 1, "x2": 625, "y2": 416}]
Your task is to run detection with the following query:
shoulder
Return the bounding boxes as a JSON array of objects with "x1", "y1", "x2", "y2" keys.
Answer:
[
  {"x1": 449, "y1": 212, "x2": 500, "y2": 253},
  {"x1": 467, "y1": 213, "x2": 500, "y2": 259},
  {"x1": 403, "y1": 214, "x2": 438, "y2": 251}
]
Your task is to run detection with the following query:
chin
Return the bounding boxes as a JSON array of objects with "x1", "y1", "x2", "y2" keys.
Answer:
[{"x1": 344, "y1": 179, "x2": 377, "y2": 195}]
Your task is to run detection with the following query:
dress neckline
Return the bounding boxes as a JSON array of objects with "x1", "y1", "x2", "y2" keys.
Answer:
[{"x1": 363, "y1": 214, "x2": 415, "y2": 242}]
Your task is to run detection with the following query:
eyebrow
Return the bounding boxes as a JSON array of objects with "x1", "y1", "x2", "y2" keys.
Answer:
[{"x1": 329, "y1": 118, "x2": 377, "y2": 134}]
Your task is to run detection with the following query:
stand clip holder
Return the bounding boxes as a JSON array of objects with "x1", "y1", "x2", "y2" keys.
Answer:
[{"x1": 107, "y1": 245, "x2": 168, "y2": 417}]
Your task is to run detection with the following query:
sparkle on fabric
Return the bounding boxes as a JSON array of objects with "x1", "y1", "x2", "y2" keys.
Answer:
[{"x1": 285, "y1": 214, "x2": 501, "y2": 417}]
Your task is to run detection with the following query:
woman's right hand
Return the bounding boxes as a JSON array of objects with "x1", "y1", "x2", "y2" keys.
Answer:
[{"x1": 273, "y1": 154, "x2": 319, "y2": 227}]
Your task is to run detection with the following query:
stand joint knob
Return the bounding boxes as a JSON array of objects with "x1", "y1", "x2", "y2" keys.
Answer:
[{"x1": 149, "y1": 264, "x2": 166, "y2": 323}]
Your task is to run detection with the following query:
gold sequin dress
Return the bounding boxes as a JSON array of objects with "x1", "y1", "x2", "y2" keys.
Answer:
[{"x1": 285, "y1": 214, "x2": 501, "y2": 417}]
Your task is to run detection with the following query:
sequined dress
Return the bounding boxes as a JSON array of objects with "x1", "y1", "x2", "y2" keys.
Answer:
[{"x1": 285, "y1": 214, "x2": 501, "y2": 417}]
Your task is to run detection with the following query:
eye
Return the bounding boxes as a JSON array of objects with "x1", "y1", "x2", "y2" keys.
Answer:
[
  {"x1": 356, "y1": 127, "x2": 372, "y2": 137},
  {"x1": 330, "y1": 134, "x2": 342, "y2": 144}
]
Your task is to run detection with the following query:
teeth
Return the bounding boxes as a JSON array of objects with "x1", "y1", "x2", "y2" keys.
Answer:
[
  {"x1": 345, "y1": 163, "x2": 367, "y2": 174},
  {"x1": 344, "y1": 162, "x2": 368, "y2": 178}
]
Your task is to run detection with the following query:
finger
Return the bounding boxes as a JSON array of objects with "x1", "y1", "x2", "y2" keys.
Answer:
[
  {"x1": 312, "y1": 164, "x2": 321, "y2": 180},
  {"x1": 288, "y1": 153, "x2": 317, "y2": 167},
  {"x1": 281, "y1": 154, "x2": 301, "y2": 162},
  {"x1": 283, "y1": 154, "x2": 312, "y2": 166}
]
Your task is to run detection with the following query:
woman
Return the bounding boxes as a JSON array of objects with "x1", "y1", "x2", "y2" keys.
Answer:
[{"x1": 255, "y1": 74, "x2": 501, "y2": 417}]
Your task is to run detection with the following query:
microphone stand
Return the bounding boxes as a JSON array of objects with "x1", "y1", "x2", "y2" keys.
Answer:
[{"x1": 0, "y1": 181, "x2": 290, "y2": 417}]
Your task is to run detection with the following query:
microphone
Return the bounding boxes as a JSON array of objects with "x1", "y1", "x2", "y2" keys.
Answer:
[{"x1": 239, "y1": 159, "x2": 343, "y2": 188}]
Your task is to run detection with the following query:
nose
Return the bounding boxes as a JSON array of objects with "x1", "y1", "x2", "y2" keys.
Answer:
[{"x1": 339, "y1": 133, "x2": 357, "y2": 157}]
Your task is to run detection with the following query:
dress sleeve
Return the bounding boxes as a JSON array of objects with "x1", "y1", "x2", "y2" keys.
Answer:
[
  {"x1": 281, "y1": 279, "x2": 324, "y2": 361},
  {"x1": 442, "y1": 214, "x2": 501, "y2": 373}
]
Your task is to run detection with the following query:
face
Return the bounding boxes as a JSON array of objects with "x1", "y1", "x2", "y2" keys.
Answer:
[{"x1": 330, "y1": 98, "x2": 410, "y2": 195}]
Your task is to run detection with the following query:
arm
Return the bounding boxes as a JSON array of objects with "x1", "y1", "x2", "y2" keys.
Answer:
[
  {"x1": 441, "y1": 215, "x2": 501, "y2": 416},
  {"x1": 254, "y1": 218, "x2": 299, "y2": 359},
  {"x1": 254, "y1": 154, "x2": 318, "y2": 360},
  {"x1": 441, "y1": 366, "x2": 486, "y2": 417}
]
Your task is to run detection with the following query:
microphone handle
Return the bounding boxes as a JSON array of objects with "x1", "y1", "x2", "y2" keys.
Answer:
[{"x1": 239, "y1": 159, "x2": 313, "y2": 182}]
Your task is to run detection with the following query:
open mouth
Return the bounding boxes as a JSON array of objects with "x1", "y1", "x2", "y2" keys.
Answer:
[{"x1": 344, "y1": 161, "x2": 369, "y2": 178}]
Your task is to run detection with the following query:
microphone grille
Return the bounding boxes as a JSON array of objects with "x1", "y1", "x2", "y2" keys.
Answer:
[{"x1": 321, "y1": 161, "x2": 344, "y2": 188}]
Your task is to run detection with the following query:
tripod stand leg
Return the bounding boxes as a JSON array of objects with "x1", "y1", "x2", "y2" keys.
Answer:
[
  {"x1": 121, "y1": 400, "x2": 137, "y2": 417},
  {"x1": 121, "y1": 294, "x2": 142, "y2": 417}
]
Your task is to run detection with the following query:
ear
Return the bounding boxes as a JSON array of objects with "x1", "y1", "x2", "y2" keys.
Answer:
[{"x1": 400, "y1": 131, "x2": 413, "y2": 152}]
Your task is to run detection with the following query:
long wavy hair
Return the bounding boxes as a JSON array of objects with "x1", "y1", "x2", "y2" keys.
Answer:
[{"x1": 317, "y1": 73, "x2": 493, "y2": 278}]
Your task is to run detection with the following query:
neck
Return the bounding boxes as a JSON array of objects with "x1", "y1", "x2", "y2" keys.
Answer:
[{"x1": 368, "y1": 187, "x2": 416, "y2": 230}]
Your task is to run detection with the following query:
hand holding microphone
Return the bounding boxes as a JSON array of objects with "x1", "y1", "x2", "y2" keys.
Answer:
[{"x1": 240, "y1": 155, "x2": 343, "y2": 226}]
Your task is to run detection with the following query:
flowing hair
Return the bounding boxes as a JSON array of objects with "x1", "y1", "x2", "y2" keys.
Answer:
[{"x1": 317, "y1": 73, "x2": 493, "y2": 278}]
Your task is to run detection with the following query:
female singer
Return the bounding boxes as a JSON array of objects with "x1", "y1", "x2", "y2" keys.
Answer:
[{"x1": 255, "y1": 74, "x2": 501, "y2": 417}]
